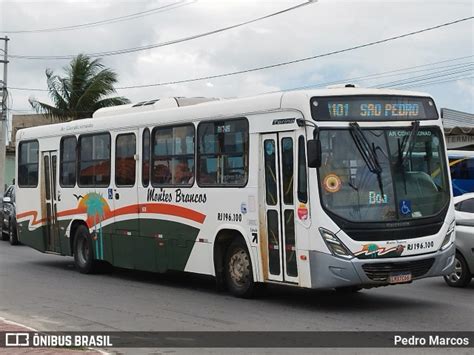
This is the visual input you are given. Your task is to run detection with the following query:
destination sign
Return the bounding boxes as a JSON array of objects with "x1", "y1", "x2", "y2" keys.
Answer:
[{"x1": 310, "y1": 96, "x2": 438, "y2": 121}]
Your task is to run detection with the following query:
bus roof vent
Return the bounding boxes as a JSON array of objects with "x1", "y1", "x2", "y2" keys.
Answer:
[
  {"x1": 326, "y1": 83, "x2": 360, "y2": 89},
  {"x1": 93, "y1": 97, "x2": 220, "y2": 118}
]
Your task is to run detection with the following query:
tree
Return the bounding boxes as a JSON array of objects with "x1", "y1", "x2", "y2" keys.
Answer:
[{"x1": 30, "y1": 54, "x2": 130, "y2": 120}]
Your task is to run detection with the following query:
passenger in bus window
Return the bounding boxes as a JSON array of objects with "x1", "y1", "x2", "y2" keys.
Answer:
[
  {"x1": 174, "y1": 162, "x2": 194, "y2": 185},
  {"x1": 154, "y1": 164, "x2": 171, "y2": 184}
]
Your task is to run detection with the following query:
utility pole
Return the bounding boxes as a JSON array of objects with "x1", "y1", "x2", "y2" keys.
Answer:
[{"x1": 0, "y1": 36, "x2": 9, "y2": 196}]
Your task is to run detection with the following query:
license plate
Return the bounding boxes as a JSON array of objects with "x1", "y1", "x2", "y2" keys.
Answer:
[{"x1": 389, "y1": 272, "x2": 412, "y2": 284}]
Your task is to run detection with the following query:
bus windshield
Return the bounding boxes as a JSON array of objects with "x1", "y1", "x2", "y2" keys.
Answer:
[{"x1": 318, "y1": 126, "x2": 449, "y2": 222}]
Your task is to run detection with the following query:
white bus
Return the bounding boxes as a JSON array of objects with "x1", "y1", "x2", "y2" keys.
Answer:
[{"x1": 15, "y1": 87, "x2": 455, "y2": 297}]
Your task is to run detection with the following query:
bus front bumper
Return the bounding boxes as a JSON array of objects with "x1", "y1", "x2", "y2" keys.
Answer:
[{"x1": 308, "y1": 243, "x2": 455, "y2": 289}]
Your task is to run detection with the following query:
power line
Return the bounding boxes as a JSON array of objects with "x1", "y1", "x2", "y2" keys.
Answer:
[
  {"x1": 394, "y1": 75, "x2": 474, "y2": 90},
  {"x1": 278, "y1": 56, "x2": 474, "y2": 92},
  {"x1": 1, "y1": 1, "x2": 193, "y2": 34},
  {"x1": 7, "y1": 56, "x2": 474, "y2": 93},
  {"x1": 9, "y1": 1, "x2": 315, "y2": 60},
  {"x1": 107, "y1": 16, "x2": 474, "y2": 90},
  {"x1": 8, "y1": 72, "x2": 474, "y2": 114},
  {"x1": 9, "y1": 55, "x2": 474, "y2": 92},
  {"x1": 373, "y1": 64, "x2": 474, "y2": 88}
]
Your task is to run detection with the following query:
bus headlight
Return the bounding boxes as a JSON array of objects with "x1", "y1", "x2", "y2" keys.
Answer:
[
  {"x1": 319, "y1": 228, "x2": 354, "y2": 259},
  {"x1": 440, "y1": 221, "x2": 455, "y2": 251}
]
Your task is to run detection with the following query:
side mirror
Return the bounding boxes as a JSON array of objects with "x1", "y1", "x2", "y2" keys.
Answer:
[
  {"x1": 3, "y1": 197, "x2": 11, "y2": 204},
  {"x1": 307, "y1": 139, "x2": 322, "y2": 168}
]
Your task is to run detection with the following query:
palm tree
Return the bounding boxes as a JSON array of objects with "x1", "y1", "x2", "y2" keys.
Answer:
[{"x1": 30, "y1": 54, "x2": 130, "y2": 120}]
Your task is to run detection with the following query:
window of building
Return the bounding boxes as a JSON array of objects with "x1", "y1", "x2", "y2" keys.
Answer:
[
  {"x1": 197, "y1": 118, "x2": 249, "y2": 186},
  {"x1": 142, "y1": 129, "x2": 150, "y2": 187},
  {"x1": 152, "y1": 124, "x2": 195, "y2": 186},
  {"x1": 60, "y1": 136, "x2": 77, "y2": 187},
  {"x1": 115, "y1": 133, "x2": 136, "y2": 187},
  {"x1": 18, "y1": 140, "x2": 39, "y2": 187},
  {"x1": 78, "y1": 133, "x2": 111, "y2": 187}
]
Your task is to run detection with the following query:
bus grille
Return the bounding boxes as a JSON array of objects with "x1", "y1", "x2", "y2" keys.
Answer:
[{"x1": 362, "y1": 258, "x2": 435, "y2": 282}]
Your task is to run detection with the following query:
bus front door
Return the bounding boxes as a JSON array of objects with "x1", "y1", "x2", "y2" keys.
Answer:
[
  {"x1": 261, "y1": 132, "x2": 299, "y2": 284},
  {"x1": 41, "y1": 151, "x2": 61, "y2": 253}
]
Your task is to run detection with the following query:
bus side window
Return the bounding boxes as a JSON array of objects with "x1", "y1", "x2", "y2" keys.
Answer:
[
  {"x1": 78, "y1": 133, "x2": 111, "y2": 187},
  {"x1": 60, "y1": 136, "x2": 77, "y2": 187},
  {"x1": 152, "y1": 124, "x2": 195, "y2": 186},
  {"x1": 297, "y1": 135, "x2": 308, "y2": 203},
  {"x1": 116, "y1": 133, "x2": 136, "y2": 187},
  {"x1": 142, "y1": 129, "x2": 150, "y2": 187},
  {"x1": 197, "y1": 118, "x2": 249, "y2": 186},
  {"x1": 18, "y1": 140, "x2": 39, "y2": 188}
]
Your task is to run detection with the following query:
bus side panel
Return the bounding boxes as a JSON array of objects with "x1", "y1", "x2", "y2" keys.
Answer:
[
  {"x1": 17, "y1": 222, "x2": 47, "y2": 252},
  {"x1": 136, "y1": 218, "x2": 200, "y2": 273}
]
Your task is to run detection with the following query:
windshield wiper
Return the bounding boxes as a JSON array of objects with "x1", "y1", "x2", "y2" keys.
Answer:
[
  {"x1": 399, "y1": 120, "x2": 420, "y2": 166},
  {"x1": 349, "y1": 122, "x2": 384, "y2": 196}
]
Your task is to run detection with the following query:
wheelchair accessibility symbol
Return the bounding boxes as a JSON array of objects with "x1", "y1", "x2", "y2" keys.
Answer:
[{"x1": 400, "y1": 200, "x2": 412, "y2": 215}]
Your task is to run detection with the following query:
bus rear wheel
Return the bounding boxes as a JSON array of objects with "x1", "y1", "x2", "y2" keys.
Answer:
[
  {"x1": 225, "y1": 239, "x2": 255, "y2": 298},
  {"x1": 73, "y1": 225, "x2": 98, "y2": 274}
]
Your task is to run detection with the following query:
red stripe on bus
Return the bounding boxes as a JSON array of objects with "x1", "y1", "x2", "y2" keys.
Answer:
[
  {"x1": 139, "y1": 203, "x2": 206, "y2": 224},
  {"x1": 18, "y1": 203, "x2": 206, "y2": 228},
  {"x1": 16, "y1": 211, "x2": 46, "y2": 226}
]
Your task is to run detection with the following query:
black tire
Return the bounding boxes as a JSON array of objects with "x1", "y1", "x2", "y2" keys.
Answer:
[
  {"x1": 444, "y1": 253, "x2": 472, "y2": 287},
  {"x1": 224, "y1": 239, "x2": 255, "y2": 298},
  {"x1": 335, "y1": 286, "x2": 362, "y2": 293},
  {"x1": 8, "y1": 221, "x2": 18, "y2": 246},
  {"x1": 73, "y1": 225, "x2": 99, "y2": 274},
  {"x1": 1, "y1": 222, "x2": 8, "y2": 241},
  {"x1": 1, "y1": 230, "x2": 7, "y2": 241}
]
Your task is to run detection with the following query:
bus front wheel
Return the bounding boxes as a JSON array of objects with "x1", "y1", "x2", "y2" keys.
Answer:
[
  {"x1": 73, "y1": 225, "x2": 98, "y2": 274},
  {"x1": 444, "y1": 253, "x2": 472, "y2": 288},
  {"x1": 225, "y1": 239, "x2": 255, "y2": 298}
]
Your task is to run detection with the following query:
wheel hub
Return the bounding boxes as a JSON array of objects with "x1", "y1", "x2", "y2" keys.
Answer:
[
  {"x1": 78, "y1": 237, "x2": 89, "y2": 266},
  {"x1": 229, "y1": 249, "x2": 250, "y2": 285},
  {"x1": 448, "y1": 258, "x2": 463, "y2": 282}
]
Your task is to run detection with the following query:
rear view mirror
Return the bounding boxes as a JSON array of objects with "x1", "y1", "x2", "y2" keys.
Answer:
[
  {"x1": 2, "y1": 197, "x2": 11, "y2": 204},
  {"x1": 307, "y1": 139, "x2": 322, "y2": 168}
]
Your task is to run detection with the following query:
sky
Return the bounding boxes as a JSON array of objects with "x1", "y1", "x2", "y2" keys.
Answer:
[{"x1": 0, "y1": 0, "x2": 473, "y2": 140}]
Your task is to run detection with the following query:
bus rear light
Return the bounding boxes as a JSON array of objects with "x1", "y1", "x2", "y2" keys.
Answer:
[
  {"x1": 319, "y1": 228, "x2": 354, "y2": 259},
  {"x1": 300, "y1": 255, "x2": 307, "y2": 261}
]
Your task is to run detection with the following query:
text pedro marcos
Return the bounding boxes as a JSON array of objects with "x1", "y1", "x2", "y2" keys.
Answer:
[{"x1": 394, "y1": 335, "x2": 470, "y2": 346}]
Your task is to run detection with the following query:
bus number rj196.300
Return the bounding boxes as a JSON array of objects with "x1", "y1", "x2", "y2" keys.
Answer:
[{"x1": 217, "y1": 212, "x2": 243, "y2": 222}]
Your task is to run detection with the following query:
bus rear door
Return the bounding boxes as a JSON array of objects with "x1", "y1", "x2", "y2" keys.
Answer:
[
  {"x1": 41, "y1": 150, "x2": 61, "y2": 253},
  {"x1": 111, "y1": 131, "x2": 140, "y2": 269}
]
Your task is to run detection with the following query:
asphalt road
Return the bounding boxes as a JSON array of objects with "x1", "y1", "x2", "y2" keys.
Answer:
[{"x1": 0, "y1": 242, "x2": 472, "y2": 354}]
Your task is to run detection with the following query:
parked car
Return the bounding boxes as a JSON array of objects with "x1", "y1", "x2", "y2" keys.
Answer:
[
  {"x1": 447, "y1": 150, "x2": 474, "y2": 196},
  {"x1": 2, "y1": 185, "x2": 18, "y2": 245},
  {"x1": 444, "y1": 193, "x2": 474, "y2": 287},
  {"x1": 0, "y1": 191, "x2": 3, "y2": 235}
]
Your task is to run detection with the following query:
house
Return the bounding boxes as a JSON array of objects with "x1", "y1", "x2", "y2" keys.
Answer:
[{"x1": 442, "y1": 108, "x2": 474, "y2": 150}]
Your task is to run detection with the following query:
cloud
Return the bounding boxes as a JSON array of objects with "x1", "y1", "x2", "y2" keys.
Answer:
[{"x1": 1, "y1": 0, "x2": 473, "y2": 116}]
